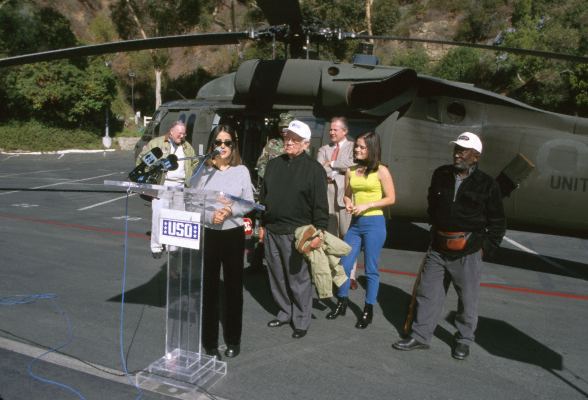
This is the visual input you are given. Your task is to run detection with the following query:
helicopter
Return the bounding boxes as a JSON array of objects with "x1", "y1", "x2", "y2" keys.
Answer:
[{"x1": 0, "y1": 0, "x2": 586, "y2": 238}]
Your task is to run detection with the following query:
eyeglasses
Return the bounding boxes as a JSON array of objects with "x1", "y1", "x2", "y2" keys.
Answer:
[
  {"x1": 214, "y1": 139, "x2": 233, "y2": 147},
  {"x1": 284, "y1": 135, "x2": 304, "y2": 143}
]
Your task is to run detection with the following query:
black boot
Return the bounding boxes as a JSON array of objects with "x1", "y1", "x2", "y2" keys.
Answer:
[
  {"x1": 355, "y1": 304, "x2": 373, "y2": 329},
  {"x1": 326, "y1": 297, "x2": 348, "y2": 320}
]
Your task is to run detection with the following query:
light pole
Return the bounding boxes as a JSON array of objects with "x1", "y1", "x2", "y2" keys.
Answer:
[
  {"x1": 103, "y1": 61, "x2": 112, "y2": 149},
  {"x1": 128, "y1": 71, "x2": 136, "y2": 116}
]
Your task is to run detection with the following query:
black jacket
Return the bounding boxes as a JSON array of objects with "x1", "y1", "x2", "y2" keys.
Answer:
[
  {"x1": 428, "y1": 164, "x2": 506, "y2": 258},
  {"x1": 261, "y1": 152, "x2": 329, "y2": 234}
]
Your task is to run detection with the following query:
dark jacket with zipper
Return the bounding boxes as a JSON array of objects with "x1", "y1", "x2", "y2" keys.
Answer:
[
  {"x1": 261, "y1": 151, "x2": 329, "y2": 234},
  {"x1": 428, "y1": 164, "x2": 506, "y2": 258}
]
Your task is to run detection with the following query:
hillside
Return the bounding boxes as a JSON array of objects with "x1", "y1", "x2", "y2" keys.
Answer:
[
  {"x1": 29, "y1": 0, "x2": 473, "y2": 78},
  {"x1": 12, "y1": 0, "x2": 587, "y2": 118}
]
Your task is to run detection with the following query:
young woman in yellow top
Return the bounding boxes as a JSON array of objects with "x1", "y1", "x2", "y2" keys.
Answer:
[{"x1": 326, "y1": 132, "x2": 396, "y2": 328}]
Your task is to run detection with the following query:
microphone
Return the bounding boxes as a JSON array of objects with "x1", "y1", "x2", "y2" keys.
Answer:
[
  {"x1": 189, "y1": 147, "x2": 222, "y2": 180},
  {"x1": 141, "y1": 147, "x2": 163, "y2": 167},
  {"x1": 129, "y1": 147, "x2": 163, "y2": 182},
  {"x1": 156, "y1": 154, "x2": 179, "y2": 171},
  {"x1": 209, "y1": 146, "x2": 222, "y2": 158}
]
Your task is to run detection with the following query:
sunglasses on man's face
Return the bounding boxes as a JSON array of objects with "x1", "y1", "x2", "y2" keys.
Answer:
[{"x1": 214, "y1": 139, "x2": 233, "y2": 147}]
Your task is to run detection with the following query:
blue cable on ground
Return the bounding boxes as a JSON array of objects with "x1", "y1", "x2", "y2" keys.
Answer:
[
  {"x1": 0, "y1": 293, "x2": 86, "y2": 400},
  {"x1": 119, "y1": 189, "x2": 144, "y2": 400}
]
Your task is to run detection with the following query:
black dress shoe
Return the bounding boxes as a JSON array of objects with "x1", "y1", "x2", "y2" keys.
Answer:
[
  {"x1": 355, "y1": 304, "x2": 373, "y2": 329},
  {"x1": 452, "y1": 343, "x2": 470, "y2": 360},
  {"x1": 267, "y1": 319, "x2": 288, "y2": 328},
  {"x1": 292, "y1": 329, "x2": 307, "y2": 339},
  {"x1": 392, "y1": 337, "x2": 430, "y2": 351},
  {"x1": 326, "y1": 297, "x2": 348, "y2": 320},
  {"x1": 203, "y1": 347, "x2": 222, "y2": 359},
  {"x1": 224, "y1": 344, "x2": 240, "y2": 358}
]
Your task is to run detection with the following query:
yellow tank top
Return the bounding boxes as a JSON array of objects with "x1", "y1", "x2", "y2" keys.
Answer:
[{"x1": 349, "y1": 165, "x2": 383, "y2": 216}]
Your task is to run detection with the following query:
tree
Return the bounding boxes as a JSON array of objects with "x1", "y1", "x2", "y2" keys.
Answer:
[
  {"x1": 0, "y1": 1, "x2": 116, "y2": 128},
  {"x1": 110, "y1": 0, "x2": 214, "y2": 109}
]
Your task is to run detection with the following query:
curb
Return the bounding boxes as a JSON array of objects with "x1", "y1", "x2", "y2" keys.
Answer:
[{"x1": 0, "y1": 149, "x2": 117, "y2": 155}]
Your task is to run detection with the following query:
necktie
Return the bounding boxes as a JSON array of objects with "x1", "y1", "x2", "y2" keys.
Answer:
[{"x1": 331, "y1": 143, "x2": 340, "y2": 161}]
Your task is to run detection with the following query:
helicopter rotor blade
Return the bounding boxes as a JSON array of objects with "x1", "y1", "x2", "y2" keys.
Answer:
[
  {"x1": 0, "y1": 31, "x2": 251, "y2": 68},
  {"x1": 350, "y1": 34, "x2": 588, "y2": 63}
]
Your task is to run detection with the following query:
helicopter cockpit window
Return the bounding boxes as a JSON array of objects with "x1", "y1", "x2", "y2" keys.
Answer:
[
  {"x1": 426, "y1": 99, "x2": 440, "y2": 122},
  {"x1": 446, "y1": 101, "x2": 466, "y2": 123},
  {"x1": 185, "y1": 113, "x2": 196, "y2": 144}
]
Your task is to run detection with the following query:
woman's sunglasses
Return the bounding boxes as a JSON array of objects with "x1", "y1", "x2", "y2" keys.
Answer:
[{"x1": 214, "y1": 139, "x2": 233, "y2": 147}]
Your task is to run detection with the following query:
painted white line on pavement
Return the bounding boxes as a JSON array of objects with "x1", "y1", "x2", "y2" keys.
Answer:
[
  {"x1": 0, "y1": 336, "x2": 228, "y2": 400},
  {"x1": 0, "y1": 168, "x2": 71, "y2": 178},
  {"x1": 78, "y1": 193, "x2": 137, "y2": 211},
  {"x1": 0, "y1": 149, "x2": 116, "y2": 155},
  {"x1": 503, "y1": 235, "x2": 579, "y2": 277},
  {"x1": 0, "y1": 172, "x2": 120, "y2": 196},
  {"x1": 0, "y1": 336, "x2": 129, "y2": 384}
]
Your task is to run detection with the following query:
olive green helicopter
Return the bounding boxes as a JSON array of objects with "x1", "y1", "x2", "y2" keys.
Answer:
[{"x1": 1, "y1": 0, "x2": 587, "y2": 238}]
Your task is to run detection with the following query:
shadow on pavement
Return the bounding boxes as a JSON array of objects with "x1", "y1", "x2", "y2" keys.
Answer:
[
  {"x1": 386, "y1": 218, "x2": 588, "y2": 281},
  {"x1": 108, "y1": 264, "x2": 167, "y2": 307}
]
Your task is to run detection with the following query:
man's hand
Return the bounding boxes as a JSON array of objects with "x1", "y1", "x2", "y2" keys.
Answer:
[
  {"x1": 345, "y1": 201, "x2": 354, "y2": 214},
  {"x1": 309, "y1": 236, "x2": 322, "y2": 249}
]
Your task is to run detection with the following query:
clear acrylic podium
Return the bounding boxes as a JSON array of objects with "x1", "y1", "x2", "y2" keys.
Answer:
[{"x1": 104, "y1": 180, "x2": 257, "y2": 395}]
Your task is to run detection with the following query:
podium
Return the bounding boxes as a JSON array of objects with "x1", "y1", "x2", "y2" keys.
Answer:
[{"x1": 105, "y1": 180, "x2": 259, "y2": 395}]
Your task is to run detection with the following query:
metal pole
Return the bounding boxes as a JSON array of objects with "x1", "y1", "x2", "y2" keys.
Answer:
[
  {"x1": 103, "y1": 61, "x2": 112, "y2": 149},
  {"x1": 129, "y1": 71, "x2": 136, "y2": 115}
]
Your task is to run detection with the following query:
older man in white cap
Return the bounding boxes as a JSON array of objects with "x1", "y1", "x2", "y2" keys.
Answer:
[
  {"x1": 393, "y1": 131, "x2": 505, "y2": 360},
  {"x1": 259, "y1": 120, "x2": 329, "y2": 339}
]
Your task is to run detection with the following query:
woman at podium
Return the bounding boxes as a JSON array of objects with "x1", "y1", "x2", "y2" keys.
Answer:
[{"x1": 190, "y1": 124, "x2": 254, "y2": 359}]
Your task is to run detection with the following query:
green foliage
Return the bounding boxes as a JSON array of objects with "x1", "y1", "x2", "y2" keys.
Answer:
[
  {"x1": 568, "y1": 64, "x2": 588, "y2": 115},
  {"x1": 511, "y1": 0, "x2": 532, "y2": 25},
  {"x1": 433, "y1": 47, "x2": 489, "y2": 83},
  {"x1": 455, "y1": 0, "x2": 506, "y2": 42},
  {"x1": 386, "y1": 46, "x2": 431, "y2": 72},
  {"x1": 428, "y1": 0, "x2": 469, "y2": 13},
  {"x1": 0, "y1": 1, "x2": 78, "y2": 56},
  {"x1": 110, "y1": 0, "x2": 210, "y2": 38},
  {"x1": 1, "y1": 59, "x2": 116, "y2": 128},
  {"x1": 0, "y1": 3, "x2": 116, "y2": 129},
  {"x1": 300, "y1": 0, "x2": 366, "y2": 61},
  {"x1": 372, "y1": 0, "x2": 401, "y2": 35},
  {"x1": 88, "y1": 12, "x2": 119, "y2": 43},
  {"x1": 0, "y1": 121, "x2": 102, "y2": 151}
]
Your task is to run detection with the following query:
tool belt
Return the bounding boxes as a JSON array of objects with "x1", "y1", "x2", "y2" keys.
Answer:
[{"x1": 434, "y1": 231, "x2": 471, "y2": 251}]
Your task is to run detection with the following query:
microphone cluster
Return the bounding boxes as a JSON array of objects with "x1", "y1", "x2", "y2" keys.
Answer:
[{"x1": 128, "y1": 147, "x2": 179, "y2": 184}]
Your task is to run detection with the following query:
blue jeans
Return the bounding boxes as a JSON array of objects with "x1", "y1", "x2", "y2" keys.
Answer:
[{"x1": 337, "y1": 215, "x2": 387, "y2": 304}]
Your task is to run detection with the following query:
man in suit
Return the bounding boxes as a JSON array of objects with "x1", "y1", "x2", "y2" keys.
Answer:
[
  {"x1": 317, "y1": 117, "x2": 355, "y2": 238},
  {"x1": 317, "y1": 117, "x2": 358, "y2": 289}
]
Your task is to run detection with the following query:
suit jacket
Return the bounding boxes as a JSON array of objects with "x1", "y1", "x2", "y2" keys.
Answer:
[{"x1": 317, "y1": 139, "x2": 355, "y2": 207}]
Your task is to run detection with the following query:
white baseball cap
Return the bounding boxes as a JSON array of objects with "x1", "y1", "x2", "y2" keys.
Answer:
[
  {"x1": 286, "y1": 120, "x2": 311, "y2": 141},
  {"x1": 450, "y1": 132, "x2": 483, "y2": 154}
]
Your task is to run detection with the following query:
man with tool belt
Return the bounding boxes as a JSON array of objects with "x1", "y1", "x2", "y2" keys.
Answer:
[{"x1": 393, "y1": 132, "x2": 506, "y2": 360}]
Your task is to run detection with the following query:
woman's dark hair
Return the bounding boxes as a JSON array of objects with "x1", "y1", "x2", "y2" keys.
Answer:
[
  {"x1": 207, "y1": 124, "x2": 242, "y2": 167},
  {"x1": 354, "y1": 131, "x2": 381, "y2": 176}
]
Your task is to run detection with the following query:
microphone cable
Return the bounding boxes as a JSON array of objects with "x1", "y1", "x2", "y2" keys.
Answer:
[
  {"x1": 119, "y1": 188, "x2": 145, "y2": 400},
  {"x1": 0, "y1": 293, "x2": 87, "y2": 400}
]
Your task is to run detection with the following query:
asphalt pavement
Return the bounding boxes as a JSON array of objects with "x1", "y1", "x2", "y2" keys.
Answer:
[{"x1": 0, "y1": 151, "x2": 587, "y2": 400}]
